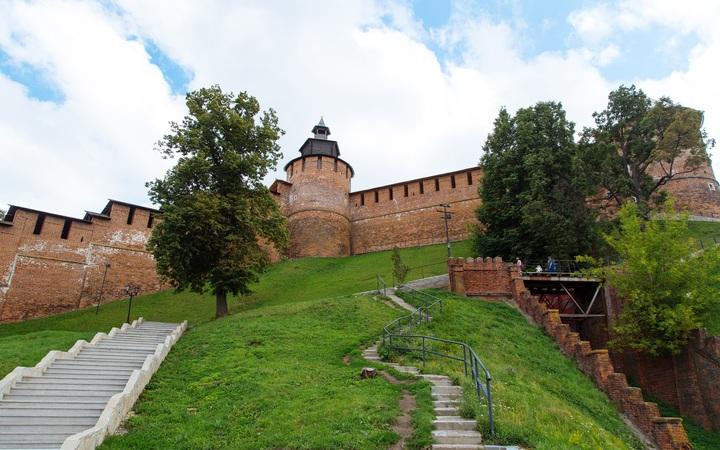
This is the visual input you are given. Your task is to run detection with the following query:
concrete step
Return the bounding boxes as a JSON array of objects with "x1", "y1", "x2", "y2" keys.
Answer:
[
  {"x1": 87, "y1": 346, "x2": 157, "y2": 353},
  {"x1": 435, "y1": 407, "x2": 460, "y2": 415},
  {"x1": 0, "y1": 400, "x2": 107, "y2": 409},
  {"x1": 420, "y1": 374, "x2": 451, "y2": 380},
  {"x1": 13, "y1": 382, "x2": 125, "y2": 390},
  {"x1": 73, "y1": 355, "x2": 148, "y2": 363},
  {"x1": 25, "y1": 375, "x2": 129, "y2": 383},
  {"x1": 82, "y1": 345, "x2": 157, "y2": 352},
  {"x1": 74, "y1": 355, "x2": 148, "y2": 362},
  {"x1": 432, "y1": 386, "x2": 462, "y2": 396},
  {"x1": 0, "y1": 408, "x2": 103, "y2": 417},
  {"x1": 428, "y1": 379, "x2": 453, "y2": 386},
  {"x1": 433, "y1": 416, "x2": 477, "y2": 431},
  {"x1": 431, "y1": 445, "x2": 484, "y2": 450},
  {"x1": 0, "y1": 443, "x2": 63, "y2": 449},
  {"x1": 432, "y1": 430, "x2": 483, "y2": 445},
  {"x1": 0, "y1": 424, "x2": 90, "y2": 433},
  {"x1": 3, "y1": 394, "x2": 115, "y2": 402},
  {"x1": 0, "y1": 435, "x2": 66, "y2": 445},
  {"x1": 434, "y1": 400, "x2": 461, "y2": 408},
  {"x1": 9, "y1": 387, "x2": 120, "y2": 396},
  {"x1": 0, "y1": 416, "x2": 98, "y2": 426},
  {"x1": 44, "y1": 367, "x2": 135, "y2": 375},
  {"x1": 50, "y1": 361, "x2": 143, "y2": 370}
]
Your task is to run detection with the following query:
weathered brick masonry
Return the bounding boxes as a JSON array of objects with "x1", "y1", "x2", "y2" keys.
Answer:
[
  {"x1": 0, "y1": 201, "x2": 163, "y2": 323},
  {"x1": 448, "y1": 257, "x2": 693, "y2": 449}
]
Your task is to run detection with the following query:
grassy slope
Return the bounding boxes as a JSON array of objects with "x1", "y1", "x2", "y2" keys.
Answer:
[
  {"x1": 687, "y1": 220, "x2": 720, "y2": 247},
  {"x1": 0, "y1": 241, "x2": 471, "y2": 377},
  {"x1": 102, "y1": 295, "x2": 415, "y2": 449},
  {"x1": 394, "y1": 290, "x2": 643, "y2": 450}
]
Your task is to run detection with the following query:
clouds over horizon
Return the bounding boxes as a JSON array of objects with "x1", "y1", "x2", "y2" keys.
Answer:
[{"x1": 1, "y1": 0, "x2": 719, "y2": 217}]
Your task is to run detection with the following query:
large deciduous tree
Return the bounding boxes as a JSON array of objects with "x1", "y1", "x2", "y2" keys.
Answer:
[
  {"x1": 473, "y1": 102, "x2": 597, "y2": 261},
  {"x1": 147, "y1": 86, "x2": 288, "y2": 318},
  {"x1": 580, "y1": 85, "x2": 714, "y2": 214}
]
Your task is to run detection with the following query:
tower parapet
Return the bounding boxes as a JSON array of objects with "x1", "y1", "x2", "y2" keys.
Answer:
[{"x1": 283, "y1": 119, "x2": 354, "y2": 257}]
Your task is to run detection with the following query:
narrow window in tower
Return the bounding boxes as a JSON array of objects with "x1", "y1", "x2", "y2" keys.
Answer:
[
  {"x1": 467, "y1": 172, "x2": 473, "y2": 185},
  {"x1": 419, "y1": 180, "x2": 424, "y2": 194},
  {"x1": 60, "y1": 219, "x2": 72, "y2": 239},
  {"x1": 127, "y1": 206, "x2": 136, "y2": 225},
  {"x1": 404, "y1": 184, "x2": 409, "y2": 197},
  {"x1": 317, "y1": 156, "x2": 322, "y2": 169},
  {"x1": 334, "y1": 159, "x2": 338, "y2": 172},
  {"x1": 374, "y1": 191, "x2": 379, "y2": 202},
  {"x1": 389, "y1": 187, "x2": 394, "y2": 200},
  {"x1": 147, "y1": 213, "x2": 154, "y2": 228},
  {"x1": 33, "y1": 214, "x2": 45, "y2": 235},
  {"x1": 435, "y1": 178, "x2": 440, "y2": 191},
  {"x1": 302, "y1": 158, "x2": 306, "y2": 171},
  {"x1": 361, "y1": 193, "x2": 365, "y2": 206},
  {"x1": 451, "y1": 175, "x2": 456, "y2": 189}
]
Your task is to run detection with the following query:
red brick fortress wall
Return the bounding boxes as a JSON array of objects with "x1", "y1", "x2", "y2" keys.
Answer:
[
  {"x1": 0, "y1": 201, "x2": 164, "y2": 323},
  {"x1": 349, "y1": 168, "x2": 482, "y2": 254},
  {"x1": 447, "y1": 256, "x2": 512, "y2": 297}
]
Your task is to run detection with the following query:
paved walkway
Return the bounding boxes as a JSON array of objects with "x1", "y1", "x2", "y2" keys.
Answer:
[{"x1": 0, "y1": 321, "x2": 182, "y2": 450}]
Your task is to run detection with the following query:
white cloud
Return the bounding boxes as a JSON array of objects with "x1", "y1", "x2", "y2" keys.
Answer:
[{"x1": 0, "y1": 0, "x2": 717, "y2": 218}]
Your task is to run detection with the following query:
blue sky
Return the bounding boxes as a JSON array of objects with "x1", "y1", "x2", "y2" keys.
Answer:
[{"x1": 0, "y1": 0, "x2": 718, "y2": 216}]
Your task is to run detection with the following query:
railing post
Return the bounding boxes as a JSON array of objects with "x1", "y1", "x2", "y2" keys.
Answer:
[
  {"x1": 463, "y1": 346, "x2": 468, "y2": 377},
  {"x1": 487, "y1": 377, "x2": 495, "y2": 436}
]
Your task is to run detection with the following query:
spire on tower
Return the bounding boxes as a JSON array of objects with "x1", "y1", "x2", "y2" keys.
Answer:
[{"x1": 312, "y1": 117, "x2": 331, "y2": 140}]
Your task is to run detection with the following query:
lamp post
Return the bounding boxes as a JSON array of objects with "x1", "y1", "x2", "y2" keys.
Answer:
[
  {"x1": 95, "y1": 262, "x2": 111, "y2": 315},
  {"x1": 436, "y1": 203, "x2": 454, "y2": 257},
  {"x1": 124, "y1": 282, "x2": 141, "y2": 324}
]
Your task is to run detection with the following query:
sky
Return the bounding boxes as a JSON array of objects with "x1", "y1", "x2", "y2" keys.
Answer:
[{"x1": 1, "y1": 0, "x2": 719, "y2": 217}]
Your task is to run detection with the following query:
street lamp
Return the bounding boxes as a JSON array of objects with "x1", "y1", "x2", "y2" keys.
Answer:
[{"x1": 124, "y1": 282, "x2": 141, "y2": 324}]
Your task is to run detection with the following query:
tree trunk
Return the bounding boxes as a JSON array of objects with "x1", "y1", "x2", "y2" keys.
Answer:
[{"x1": 215, "y1": 290, "x2": 229, "y2": 318}]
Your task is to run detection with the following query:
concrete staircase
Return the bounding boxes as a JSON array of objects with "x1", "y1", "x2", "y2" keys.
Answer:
[
  {"x1": 0, "y1": 321, "x2": 182, "y2": 450},
  {"x1": 362, "y1": 344, "x2": 484, "y2": 450}
]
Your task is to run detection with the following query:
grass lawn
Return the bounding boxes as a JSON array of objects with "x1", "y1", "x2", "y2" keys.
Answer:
[
  {"x1": 392, "y1": 290, "x2": 643, "y2": 450},
  {"x1": 100, "y1": 294, "x2": 424, "y2": 449},
  {"x1": 687, "y1": 220, "x2": 720, "y2": 247},
  {"x1": 0, "y1": 240, "x2": 472, "y2": 377}
]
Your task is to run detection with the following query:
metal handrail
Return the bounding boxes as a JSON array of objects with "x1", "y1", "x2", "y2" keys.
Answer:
[
  {"x1": 376, "y1": 275, "x2": 389, "y2": 296},
  {"x1": 379, "y1": 285, "x2": 495, "y2": 435}
]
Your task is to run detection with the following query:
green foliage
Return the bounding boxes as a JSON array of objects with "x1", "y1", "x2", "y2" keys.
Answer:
[
  {"x1": 0, "y1": 208, "x2": 5, "y2": 219},
  {"x1": 147, "y1": 85, "x2": 288, "y2": 317},
  {"x1": 395, "y1": 290, "x2": 642, "y2": 450},
  {"x1": 473, "y1": 102, "x2": 597, "y2": 260},
  {"x1": 391, "y1": 246, "x2": 410, "y2": 285},
  {"x1": 580, "y1": 85, "x2": 714, "y2": 214},
  {"x1": 586, "y1": 201, "x2": 720, "y2": 355}
]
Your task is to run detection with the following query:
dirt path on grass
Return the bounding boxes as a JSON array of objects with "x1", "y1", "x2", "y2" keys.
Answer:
[{"x1": 379, "y1": 369, "x2": 416, "y2": 450}]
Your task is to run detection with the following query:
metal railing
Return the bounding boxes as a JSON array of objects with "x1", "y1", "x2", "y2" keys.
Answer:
[
  {"x1": 376, "y1": 275, "x2": 389, "y2": 296},
  {"x1": 380, "y1": 286, "x2": 495, "y2": 435},
  {"x1": 521, "y1": 259, "x2": 592, "y2": 276}
]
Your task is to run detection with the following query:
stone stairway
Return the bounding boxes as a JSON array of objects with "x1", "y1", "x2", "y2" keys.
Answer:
[
  {"x1": 362, "y1": 344, "x2": 484, "y2": 450},
  {"x1": 0, "y1": 320, "x2": 184, "y2": 450}
]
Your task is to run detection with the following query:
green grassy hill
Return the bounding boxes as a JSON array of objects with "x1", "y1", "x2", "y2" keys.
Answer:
[
  {"x1": 0, "y1": 240, "x2": 649, "y2": 449},
  {"x1": 394, "y1": 290, "x2": 643, "y2": 450}
]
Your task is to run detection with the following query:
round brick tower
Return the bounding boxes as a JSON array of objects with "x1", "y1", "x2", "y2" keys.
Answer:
[
  {"x1": 649, "y1": 152, "x2": 720, "y2": 218},
  {"x1": 284, "y1": 118, "x2": 354, "y2": 257}
]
